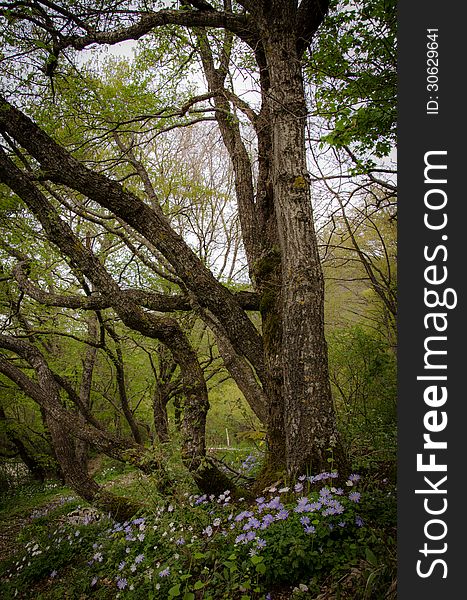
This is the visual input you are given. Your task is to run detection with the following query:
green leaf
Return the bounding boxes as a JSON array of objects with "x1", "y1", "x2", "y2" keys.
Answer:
[
  {"x1": 168, "y1": 583, "x2": 181, "y2": 598},
  {"x1": 365, "y1": 547, "x2": 378, "y2": 567},
  {"x1": 194, "y1": 580, "x2": 205, "y2": 590},
  {"x1": 32, "y1": 39, "x2": 49, "y2": 50}
]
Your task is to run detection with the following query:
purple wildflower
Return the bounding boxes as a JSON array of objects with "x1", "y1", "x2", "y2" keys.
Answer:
[
  {"x1": 243, "y1": 517, "x2": 261, "y2": 531},
  {"x1": 261, "y1": 514, "x2": 275, "y2": 529},
  {"x1": 203, "y1": 525, "x2": 213, "y2": 537},
  {"x1": 295, "y1": 497, "x2": 310, "y2": 513},
  {"x1": 159, "y1": 567, "x2": 170, "y2": 577},
  {"x1": 349, "y1": 491, "x2": 361, "y2": 503},
  {"x1": 235, "y1": 510, "x2": 254, "y2": 522},
  {"x1": 135, "y1": 553, "x2": 144, "y2": 564},
  {"x1": 117, "y1": 578, "x2": 127, "y2": 590},
  {"x1": 266, "y1": 497, "x2": 283, "y2": 511}
]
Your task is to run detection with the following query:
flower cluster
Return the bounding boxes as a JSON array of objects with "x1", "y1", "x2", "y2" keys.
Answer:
[{"x1": 2, "y1": 472, "x2": 366, "y2": 599}]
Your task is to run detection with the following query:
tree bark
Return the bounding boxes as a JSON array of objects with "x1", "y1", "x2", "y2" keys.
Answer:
[
  {"x1": 153, "y1": 388, "x2": 170, "y2": 444},
  {"x1": 257, "y1": 2, "x2": 345, "y2": 475},
  {"x1": 75, "y1": 312, "x2": 99, "y2": 467}
]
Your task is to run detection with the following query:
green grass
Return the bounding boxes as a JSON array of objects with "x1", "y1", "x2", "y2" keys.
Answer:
[{"x1": 0, "y1": 480, "x2": 72, "y2": 522}]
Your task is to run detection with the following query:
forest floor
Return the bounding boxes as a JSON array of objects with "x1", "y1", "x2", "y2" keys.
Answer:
[{"x1": 0, "y1": 460, "x2": 397, "y2": 600}]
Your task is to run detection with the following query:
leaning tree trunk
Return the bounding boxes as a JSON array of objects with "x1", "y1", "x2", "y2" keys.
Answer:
[{"x1": 45, "y1": 411, "x2": 143, "y2": 520}]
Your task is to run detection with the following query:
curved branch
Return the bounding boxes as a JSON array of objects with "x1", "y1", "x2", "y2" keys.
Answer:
[
  {"x1": 12, "y1": 260, "x2": 259, "y2": 312},
  {"x1": 56, "y1": 9, "x2": 258, "y2": 52},
  {"x1": 0, "y1": 97, "x2": 265, "y2": 380}
]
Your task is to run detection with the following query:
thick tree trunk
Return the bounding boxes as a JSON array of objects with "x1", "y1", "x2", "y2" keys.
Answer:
[
  {"x1": 255, "y1": 249, "x2": 287, "y2": 480},
  {"x1": 261, "y1": 13, "x2": 345, "y2": 476},
  {"x1": 253, "y1": 93, "x2": 288, "y2": 479},
  {"x1": 45, "y1": 412, "x2": 100, "y2": 502}
]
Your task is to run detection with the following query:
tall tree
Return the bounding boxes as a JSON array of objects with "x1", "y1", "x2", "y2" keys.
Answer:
[{"x1": 0, "y1": 0, "x2": 346, "y2": 486}]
